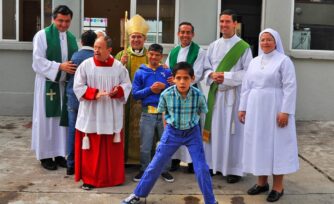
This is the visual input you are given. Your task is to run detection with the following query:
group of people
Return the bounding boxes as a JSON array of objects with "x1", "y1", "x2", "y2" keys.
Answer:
[{"x1": 31, "y1": 5, "x2": 299, "y2": 204}]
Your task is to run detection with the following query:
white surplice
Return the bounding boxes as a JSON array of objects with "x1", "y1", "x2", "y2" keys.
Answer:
[
  {"x1": 31, "y1": 30, "x2": 69, "y2": 160},
  {"x1": 239, "y1": 50, "x2": 299, "y2": 175},
  {"x1": 73, "y1": 58, "x2": 131, "y2": 135},
  {"x1": 165, "y1": 42, "x2": 207, "y2": 163},
  {"x1": 203, "y1": 35, "x2": 253, "y2": 176}
]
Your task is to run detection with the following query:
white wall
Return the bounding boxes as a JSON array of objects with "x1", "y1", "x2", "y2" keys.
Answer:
[
  {"x1": 179, "y1": 0, "x2": 218, "y2": 45},
  {"x1": 0, "y1": 50, "x2": 34, "y2": 115},
  {"x1": 264, "y1": 0, "x2": 334, "y2": 120}
]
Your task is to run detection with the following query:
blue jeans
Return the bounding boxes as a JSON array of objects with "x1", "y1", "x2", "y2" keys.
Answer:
[
  {"x1": 66, "y1": 77, "x2": 79, "y2": 168},
  {"x1": 134, "y1": 124, "x2": 216, "y2": 204},
  {"x1": 139, "y1": 112, "x2": 170, "y2": 172}
]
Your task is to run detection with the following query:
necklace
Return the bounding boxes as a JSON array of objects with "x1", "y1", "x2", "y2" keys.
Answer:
[{"x1": 260, "y1": 56, "x2": 268, "y2": 69}]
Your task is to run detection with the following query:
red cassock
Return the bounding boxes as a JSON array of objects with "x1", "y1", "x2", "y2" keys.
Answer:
[
  {"x1": 74, "y1": 57, "x2": 126, "y2": 187},
  {"x1": 74, "y1": 130, "x2": 125, "y2": 187}
]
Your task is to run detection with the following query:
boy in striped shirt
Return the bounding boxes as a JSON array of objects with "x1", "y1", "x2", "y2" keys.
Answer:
[{"x1": 122, "y1": 62, "x2": 217, "y2": 204}]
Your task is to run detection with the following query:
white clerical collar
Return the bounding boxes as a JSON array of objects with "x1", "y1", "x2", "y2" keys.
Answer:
[
  {"x1": 59, "y1": 32, "x2": 66, "y2": 41},
  {"x1": 222, "y1": 34, "x2": 237, "y2": 41},
  {"x1": 81, "y1": 46, "x2": 94, "y2": 51},
  {"x1": 180, "y1": 42, "x2": 192, "y2": 49}
]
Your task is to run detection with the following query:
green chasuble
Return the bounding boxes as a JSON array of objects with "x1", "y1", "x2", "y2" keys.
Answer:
[
  {"x1": 44, "y1": 23, "x2": 78, "y2": 126},
  {"x1": 168, "y1": 42, "x2": 200, "y2": 70},
  {"x1": 115, "y1": 47, "x2": 148, "y2": 163},
  {"x1": 203, "y1": 40, "x2": 249, "y2": 142}
]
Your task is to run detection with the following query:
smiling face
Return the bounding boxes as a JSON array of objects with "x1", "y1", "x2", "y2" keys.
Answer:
[
  {"x1": 53, "y1": 14, "x2": 72, "y2": 32},
  {"x1": 260, "y1": 32, "x2": 276, "y2": 54},
  {"x1": 129, "y1": 32, "x2": 146, "y2": 50},
  {"x1": 178, "y1": 24, "x2": 194, "y2": 47},
  {"x1": 173, "y1": 69, "x2": 195, "y2": 97},
  {"x1": 94, "y1": 37, "x2": 112, "y2": 61},
  {"x1": 220, "y1": 14, "x2": 237, "y2": 38},
  {"x1": 147, "y1": 50, "x2": 163, "y2": 68}
]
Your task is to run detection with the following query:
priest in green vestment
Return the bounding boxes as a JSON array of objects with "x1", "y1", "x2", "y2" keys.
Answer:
[{"x1": 31, "y1": 5, "x2": 78, "y2": 171}]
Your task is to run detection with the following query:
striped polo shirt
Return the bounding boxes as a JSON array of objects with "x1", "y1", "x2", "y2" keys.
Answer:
[{"x1": 157, "y1": 85, "x2": 208, "y2": 130}]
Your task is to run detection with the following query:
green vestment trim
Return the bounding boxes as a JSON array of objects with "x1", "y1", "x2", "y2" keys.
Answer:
[
  {"x1": 203, "y1": 39, "x2": 249, "y2": 142},
  {"x1": 168, "y1": 42, "x2": 200, "y2": 70},
  {"x1": 44, "y1": 23, "x2": 78, "y2": 126}
]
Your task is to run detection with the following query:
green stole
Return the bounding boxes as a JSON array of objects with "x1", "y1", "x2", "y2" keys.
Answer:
[
  {"x1": 44, "y1": 23, "x2": 78, "y2": 126},
  {"x1": 203, "y1": 39, "x2": 249, "y2": 142},
  {"x1": 168, "y1": 42, "x2": 200, "y2": 70}
]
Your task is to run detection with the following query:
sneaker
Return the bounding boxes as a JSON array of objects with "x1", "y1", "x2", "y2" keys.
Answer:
[
  {"x1": 121, "y1": 193, "x2": 140, "y2": 204},
  {"x1": 133, "y1": 171, "x2": 144, "y2": 182},
  {"x1": 161, "y1": 172, "x2": 174, "y2": 183}
]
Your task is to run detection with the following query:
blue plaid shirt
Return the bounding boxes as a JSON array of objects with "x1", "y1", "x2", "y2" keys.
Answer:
[{"x1": 157, "y1": 85, "x2": 208, "y2": 130}]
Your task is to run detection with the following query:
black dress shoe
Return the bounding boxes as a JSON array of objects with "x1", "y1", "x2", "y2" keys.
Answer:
[
  {"x1": 81, "y1": 183, "x2": 94, "y2": 190},
  {"x1": 40, "y1": 158, "x2": 57, "y2": 170},
  {"x1": 226, "y1": 175, "x2": 241, "y2": 183},
  {"x1": 209, "y1": 169, "x2": 214, "y2": 177},
  {"x1": 187, "y1": 163, "x2": 194, "y2": 174},
  {"x1": 67, "y1": 167, "x2": 74, "y2": 175},
  {"x1": 55, "y1": 156, "x2": 67, "y2": 168},
  {"x1": 170, "y1": 159, "x2": 180, "y2": 172},
  {"x1": 267, "y1": 189, "x2": 284, "y2": 202},
  {"x1": 247, "y1": 183, "x2": 269, "y2": 195}
]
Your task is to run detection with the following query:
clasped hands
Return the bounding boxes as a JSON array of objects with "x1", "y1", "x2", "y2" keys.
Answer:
[
  {"x1": 96, "y1": 86, "x2": 119, "y2": 99},
  {"x1": 238, "y1": 111, "x2": 289, "y2": 128},
  {"x1": 151, "y1": 82, "x2": 166, "y2": 94},
  {"x1": 210, "y1": 72, "x2": 224, "y2": 84}
]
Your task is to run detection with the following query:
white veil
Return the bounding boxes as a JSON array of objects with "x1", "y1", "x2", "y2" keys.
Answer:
[{"x1": 258, "y1": 28, "x2": 285, "y2": 55}]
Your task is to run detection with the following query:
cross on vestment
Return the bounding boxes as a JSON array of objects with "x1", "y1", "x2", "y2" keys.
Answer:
[{"x1": 46, "y1": 89, "x2": 56, "y2": 101}]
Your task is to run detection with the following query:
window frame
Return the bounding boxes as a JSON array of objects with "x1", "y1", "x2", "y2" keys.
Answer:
[
  {"x1": 289, "y1": 0, "x2": 334, "y2": 60},
  {"x1": 0, "y1": 0, "x2": 47, "y2": 42},
  {"x1": 130, "y1": 0, "x2": 179, "y2": 53}
]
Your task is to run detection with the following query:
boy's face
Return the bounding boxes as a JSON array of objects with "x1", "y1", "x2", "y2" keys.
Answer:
[
  {"x1": 173, "y1": 69, "x2": 195, "y2": 96},
  {"x1": 147, "y1": 50, "x2": 163, "y2": 67}
]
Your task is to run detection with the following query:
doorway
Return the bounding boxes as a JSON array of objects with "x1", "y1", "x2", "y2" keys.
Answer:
[
  {"x1": 221, "y1": 0, "x2": 262, "y2": 57},
  {"x1": 84, "y1": 0, "x2": 130, "y2": 55}
]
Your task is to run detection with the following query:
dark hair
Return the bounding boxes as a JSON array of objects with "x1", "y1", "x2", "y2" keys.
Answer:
[
  {"x1": 148, "y1": 43, "x2": 163, "y2": 53},
  {"x1": 52, "y1": 5, "x2": 73, "y2": 19},
  {"x1": 102, "y1": 36, "x2": 113, "y2": 48},
  {"x1": 81, "y1": 30, "x2": 97, "y2": 47},
  {"x1": 178, "y1": 22, "x2": 194, "y2": 33},
  {"x1": 220, "y1": 9, "x2": 237, "y2": 22},
  {"x1": 172, "y1": 62, "x2": 194, "y2": 77}
]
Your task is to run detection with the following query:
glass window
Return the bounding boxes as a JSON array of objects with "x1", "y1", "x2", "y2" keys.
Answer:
[
  {"x1": 2, "y1": 0, "x2": 16, "y2": 40},
  {"x1": 1, "y1": 0, "x2": 52, "y2": 41},
  {"x1": 293, "y1": 0, "x2": 334, "y2": 50},
  {"x1": 44, "y1": 0, "x2": 52, "y2": 28},
  {"x1": 136, "y1": 0, "x2": 175, "y2": 44}
]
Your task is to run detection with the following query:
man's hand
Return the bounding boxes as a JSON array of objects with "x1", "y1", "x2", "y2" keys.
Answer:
[
  {"x1": 109, "y1": 86, "x2": 119, "y2": 97},
  {"x1": 59, "y1": 61, "x2": 77, "y2": 74},
  {"x1": 154, "y1": 82, "x2": 166, "y2": 90},
  {"x1": 210, "y1": 72, "x2": 224, "y2": 84},
  {"x1": 277, "y1": 112, "x2": 289, "y2": 128},
  {"x1": 120, "y1": 54, "x2": 128, "y2": 65},
  {"x1": 238, "y1": 111, "x2": 246, "y2": 124},
  {"x1": 151, "y1": 82, "x2": 163, "y2": 94},
  {"x1": 167, "y1": 76, "x2": 174, "y2": 85},
  {"x1": 96, "y1": 90, "x2": 109, "y2": 99}
]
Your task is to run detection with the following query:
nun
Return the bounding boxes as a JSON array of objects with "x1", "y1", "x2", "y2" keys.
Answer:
[{"x1": 238, "y1": 28, "x2": 299, "y2": 202}]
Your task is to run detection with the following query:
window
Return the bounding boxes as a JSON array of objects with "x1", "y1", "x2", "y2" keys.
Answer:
[
  {"x1": 0, "y1": 0, "x2": 52, "y2": 41},
  {"x1": 292, "y1": 0, "x2": 334, "y2": 50},
  {"x1": 135, "y1": 0, "x2": 176, "y2": 44}
]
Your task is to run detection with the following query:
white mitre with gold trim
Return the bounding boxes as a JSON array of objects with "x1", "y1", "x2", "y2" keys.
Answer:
[{"x1": 126, "y1": 14, "x2": 149, "y2": 36}]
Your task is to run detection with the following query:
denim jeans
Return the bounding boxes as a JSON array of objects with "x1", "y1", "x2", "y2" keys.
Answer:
[
  {"x1": 139, "y1": 112, "x2": 170, "y2": 172},
  {"x1": 66, "y1": 76, "x2": 79, "y2": 168},
  {"x1": 134, "y1": 124, "x2": 216, "y2": 204}
]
